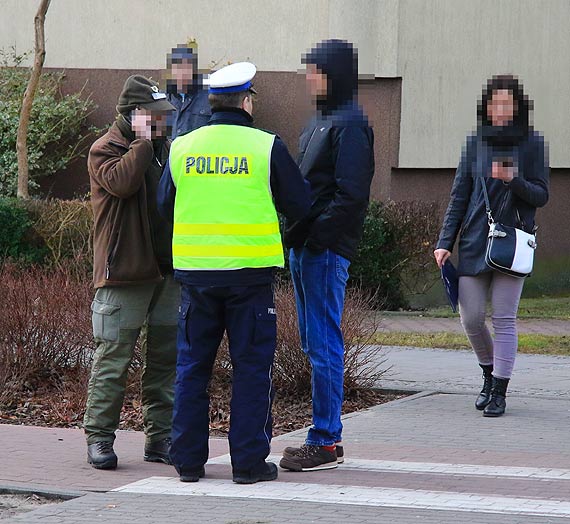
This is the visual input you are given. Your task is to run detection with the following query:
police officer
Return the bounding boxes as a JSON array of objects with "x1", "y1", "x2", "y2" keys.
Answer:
[{"x1": 157, "y1": 62, "x2": 311, "y2": 484}]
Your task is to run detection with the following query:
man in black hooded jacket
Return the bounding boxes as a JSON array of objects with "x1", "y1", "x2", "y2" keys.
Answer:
[{"x1": 280, "y1": 40, "x2": 375, "y2": 472}]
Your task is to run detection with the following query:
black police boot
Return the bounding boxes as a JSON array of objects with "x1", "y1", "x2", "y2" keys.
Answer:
[
  {"x1": 144, "y1": 437, "x2": 172, "y2": 465},
  {"x1": 475, "y1": 364, "x2": 494, "y2": 411},
  {"x1": 87, "y1": 441, "x2": 118, "y2": 470},
  {"x1": 233, "y1": 461, "x2": 278, "y2": 484},
  {"x1": 483, "y1": 377, "x2": 509, "y2": 417},
  {"x1": 179, "y1": 466, "x2": 206, "y2": 483}
]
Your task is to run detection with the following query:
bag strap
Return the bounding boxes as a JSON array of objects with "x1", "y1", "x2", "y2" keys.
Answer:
[
  {"x1": 479, "y1": 174, "x2": 494, "y2": 225},
  {"x1": 475, "y1": 136, "x2": 494, "y2": 225}
]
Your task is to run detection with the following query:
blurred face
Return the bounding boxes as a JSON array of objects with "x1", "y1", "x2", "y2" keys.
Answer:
[
  {"x1": 169, "y1": 59, "x2": 195, "y2": 93},
  {"x1": 487, "y1": 89, "x2": 516, "y2": 127},
  {"x1": 131, "y1": 108, "x2": 171, "y2": 139},
  {"x1": 305, "y1": 64, "x2": 328, "y2": 100}
]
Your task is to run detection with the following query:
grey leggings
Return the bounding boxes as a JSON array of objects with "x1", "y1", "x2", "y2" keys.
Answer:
[{"x1": 458, "y1": 272, "x2": 525, "y2": 379}]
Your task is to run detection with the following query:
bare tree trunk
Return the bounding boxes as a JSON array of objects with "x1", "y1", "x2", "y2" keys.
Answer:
[{"x1": 16, "y1": 0, "x2": 52, "y2": 199}]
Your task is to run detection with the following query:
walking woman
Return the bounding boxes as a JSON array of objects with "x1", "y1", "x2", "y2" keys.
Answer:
[{"x1": 434, "y1": 75, "x2": 549, "y2": 417}]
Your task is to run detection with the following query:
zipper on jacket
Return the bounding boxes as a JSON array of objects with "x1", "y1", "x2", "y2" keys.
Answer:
[
  {"x1": 299, "y1": 127, "x2": 319, "y2": 173},
  {"x1": 106, "y1": 233, "x2": 119, "y2": 281}
]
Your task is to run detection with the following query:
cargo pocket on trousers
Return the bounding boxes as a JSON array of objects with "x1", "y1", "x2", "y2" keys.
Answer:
[
  {"x1": 253, "y1": 305, "x2": 277, "y2": 350},
  {"x1": 178, "y1": 301, "x2": 191, "y2": 346},
  {"x1": 91, "y1": 300, "x2": 121, "y2": 342}
]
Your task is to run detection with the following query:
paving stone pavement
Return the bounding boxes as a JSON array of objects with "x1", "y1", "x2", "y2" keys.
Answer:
[
  {"x1": 6, "y1": 492, "x2": 567, "y2": 524},
  {"x1": 4, "y1": 392, "x2": 570, "y2": 523},
  {"x1": 0, "y1": 425, "x2": 230, "y2": 493}
]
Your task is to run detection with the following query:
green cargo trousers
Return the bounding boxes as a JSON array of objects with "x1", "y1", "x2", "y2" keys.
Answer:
[{"x1": 83, "y1": 275, "x2": 179, "y2": 445}]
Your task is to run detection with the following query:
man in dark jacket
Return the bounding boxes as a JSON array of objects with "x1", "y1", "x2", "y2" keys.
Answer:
[
  {"x1": 280, "y1": 40, "x2": 375, "y2": 472},
  {"x1": 164, "y1": 44, "x2": 211, "y2": 139},
  {"x1": 84, "y1": 75, "x2": 178, "y2": 470}
]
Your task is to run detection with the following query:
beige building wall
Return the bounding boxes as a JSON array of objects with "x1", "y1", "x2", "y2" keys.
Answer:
[
  {"x1": 396, "y1": 0, "x2": 570, "y2": 168},
  {"x1": 2, "y1": 0, "x2": 568, "y2": 167},
  {"x1": 0, "y1": 0, "x2": 398, "y2": 74}
]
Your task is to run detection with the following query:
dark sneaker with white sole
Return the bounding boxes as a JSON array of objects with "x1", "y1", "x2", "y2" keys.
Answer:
[
  {"x1": 283, "y1": 442, "x2": 344, "y2": 464},
  {"x1": 87, "y1": 441, "x2": 118, "y2": 470},
  {"x1": 279, "y1": 445, "x2": 337, "y2": 472},
  {"x1": 233, "y1": 461, "x2": 278, "y2": 484},
  {"x1": 144, "y1": 437, "x2": 172, "y2": 465}
]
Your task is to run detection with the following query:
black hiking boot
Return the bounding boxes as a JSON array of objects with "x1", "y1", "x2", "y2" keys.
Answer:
[
  {"x1": 144, "y1": 437, "x2": 172, "y2": 465},
  {"x1": 87, "y1": 441, "x2": 118, "y2": 470}
]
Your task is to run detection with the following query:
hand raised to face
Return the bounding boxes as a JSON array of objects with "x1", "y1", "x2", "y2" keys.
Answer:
[
  {"x1": 131, "y1": 109, "x2": 170, "y2": 140},
  {"x1": 491, "y1": 161, "x2": 515, "y2": 183}
]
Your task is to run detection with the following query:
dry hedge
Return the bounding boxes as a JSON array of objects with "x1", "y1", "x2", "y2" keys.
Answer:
[
  {"x1": 25, "y1": 199, "x2": 93, "y2": 279},
  {"x1": 0, "y1": 265, "x2": 387, "y2": 430}
]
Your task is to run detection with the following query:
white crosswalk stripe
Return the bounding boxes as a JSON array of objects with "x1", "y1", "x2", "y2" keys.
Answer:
[
  {"x1": 209, "y1": 453, "x2": 570, "y2": 480},
  {"x1": 113, "y1": 456, "x2": 570, "y2": 518}
]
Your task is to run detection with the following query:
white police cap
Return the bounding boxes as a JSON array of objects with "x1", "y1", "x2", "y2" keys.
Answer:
[{"x1": 208, "y1": 62, "x2": 257, "y2": 94}]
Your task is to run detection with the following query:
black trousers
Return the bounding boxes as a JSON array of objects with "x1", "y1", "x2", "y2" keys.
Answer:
[{"x1": 170, "y1": 283, "x2": 276, "y2": 474}]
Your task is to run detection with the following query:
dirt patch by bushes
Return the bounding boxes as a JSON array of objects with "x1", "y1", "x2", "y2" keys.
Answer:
[
  {"x1": 0, "y1": 389, "x2": 402, "y2": 437},
  {"x1": 0, "y1": 493, "x2": 60, "y2": 520}
]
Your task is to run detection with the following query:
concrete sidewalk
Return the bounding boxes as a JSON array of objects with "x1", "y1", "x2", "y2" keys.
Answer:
[{"x1": 378, "y1": 345, "x2": 570, "y2": 398}]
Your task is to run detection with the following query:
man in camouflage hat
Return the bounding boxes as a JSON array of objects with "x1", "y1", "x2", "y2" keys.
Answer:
[{"x1": 84, "y1": 75, "x2": 177, "y2": 470}]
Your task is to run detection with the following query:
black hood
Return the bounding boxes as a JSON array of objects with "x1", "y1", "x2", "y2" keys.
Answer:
[
  {"x1": 303, "y1": 39, "x2": 358, "y2": 113},
  {"x1": 477, "y1": 74, "x2": 532, "y2": 147}
]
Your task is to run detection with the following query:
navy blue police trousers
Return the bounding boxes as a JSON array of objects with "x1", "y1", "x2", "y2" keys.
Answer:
[{"x1": 170, "y1": 283, "x2": 276, "y2": 475}]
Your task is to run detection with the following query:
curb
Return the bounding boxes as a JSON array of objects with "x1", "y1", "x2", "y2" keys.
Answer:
[
  {"x1": 341, "y1": 390, "x2": 438, "y2": 417},
  {"x1": 378, "y1": 383, "x2": 570, "y2": 401},
  {"x1": 0, "y1": 483, "x2": 85, "y2": 501},
  {"x1": 372, "y1": 390, "x2": 438, "y2": 406},
  {"x1": 275, "y1": 390, "x2": 436, "y2": 440}
]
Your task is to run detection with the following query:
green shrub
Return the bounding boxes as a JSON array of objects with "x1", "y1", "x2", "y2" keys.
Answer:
[
  {"x1": 0, "y1": 48, "x2": 98, "y2": 197},
  {"x1": 351, "y1": 200, "x2": 441, "y2": 309},
  {"x1": 0, "y1": 198, "x2": 47, "y2": 264},
  {"x1": 350, "y1": 202, "x2": 404, "y2": 308},
  {"x1": 0, "y1": 198, "x2": 93, "y2": 274},
  {"x1": 279, "y1": 200, "x2": 440, "y2": 309},
  {"x1": 381, "y1": 200, "x2": 442, "y2": 301}
]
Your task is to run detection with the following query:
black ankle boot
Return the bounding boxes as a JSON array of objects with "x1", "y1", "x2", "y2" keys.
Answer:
[
  {"x1": 483, "y1": 377, "x2": 509, "y2": 417},
  {"x1": 475, "y1": 364, "x2": 494, "y2": 411}
]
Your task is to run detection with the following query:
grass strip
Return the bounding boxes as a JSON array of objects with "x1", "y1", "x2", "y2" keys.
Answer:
[
  {"x1": 392, "y1": 296, "x2": 570, "y2": 320},
  {"x1": 370, "y1": 331, "x2": 570, "y2": 355}
]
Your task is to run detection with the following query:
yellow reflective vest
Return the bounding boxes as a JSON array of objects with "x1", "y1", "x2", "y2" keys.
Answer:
[{"x1": 169, "y1": 124, "x2": 284, "y2": 270}]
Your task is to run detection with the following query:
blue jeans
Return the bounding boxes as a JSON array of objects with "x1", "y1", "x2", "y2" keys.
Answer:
[{"x1": 289, "y1": 247, "x2": 350, "y2": 446}]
